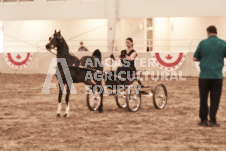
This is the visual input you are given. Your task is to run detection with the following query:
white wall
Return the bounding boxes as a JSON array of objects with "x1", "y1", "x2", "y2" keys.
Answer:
[
  {"x1": 170, "y1": 17, "x2": 226, "y2": 51},
  {"x1": 2, "y1": 18, "x2": 147, "y2": 53},
  {"x1": 152, "y1": 17, "x2": 226, "y2": 52},
  {"x1": 1, "y1": 0, "x2": 226, "y2": 20},
  {"x1": 114, "y1": 18, "x2": 146, "y2": 52},
  {"x1": 3, "y1": 17, "x2": 226, "y2": 53},
  {"x1": 152, "y1": 18, "x2": 170, "y2": 51},
  {"x1": 0, "y1": 0, "x2": 106, "y2": 20},
  {"x1": 1, "y1": 0, "x2": 226, "y2": 53},
  {"x1": 118, "y1": 0, "x2": 226, "y2": 18},
  {"x1": 3, "y1": 19, "x2": 108, "y2": 52}
]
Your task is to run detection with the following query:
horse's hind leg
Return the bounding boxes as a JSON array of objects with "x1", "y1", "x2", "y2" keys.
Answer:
[
  {"x1": 64, "y1": 84, "x2": 71, "y2": 117},
  {"x1": 57, "y1": 83, "x2": 64, "y2": 117}
]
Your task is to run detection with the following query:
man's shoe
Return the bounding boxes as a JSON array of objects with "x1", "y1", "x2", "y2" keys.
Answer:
[
  {"x1": 208, "y1": 121, "x2": 220, "y2": 127},
  {"x1": 198, "y1": 120, "x2": 208, "y2": 127}
]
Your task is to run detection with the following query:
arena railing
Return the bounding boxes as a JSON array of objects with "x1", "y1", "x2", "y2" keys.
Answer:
[{"x1": 2, "y1": 39, "x2": 199, "y2": 53}]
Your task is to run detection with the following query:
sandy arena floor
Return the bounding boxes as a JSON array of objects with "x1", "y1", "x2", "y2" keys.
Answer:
[{"x1": 0, "y1": 74, "x2": 226, "y2": 150}]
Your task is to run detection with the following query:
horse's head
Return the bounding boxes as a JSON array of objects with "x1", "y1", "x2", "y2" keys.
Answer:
[{"x1": 46, "y1": 30, "x2": 64, "y2": 51}]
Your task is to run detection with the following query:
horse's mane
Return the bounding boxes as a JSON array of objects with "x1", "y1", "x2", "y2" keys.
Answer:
[
  {"x1": 61, "y1": 37, "x2": 77, "y2": 57},
  {"x1": 59, "y1": 37, "x2": 102, "y2": 71},
  {"x1": 62, "y1": 38, "x2": 69, "y2": 52}
]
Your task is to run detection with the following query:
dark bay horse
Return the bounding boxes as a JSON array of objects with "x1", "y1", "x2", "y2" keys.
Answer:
[{"x1": 46, "y1": 30, "x2": 103, "y2": 117}]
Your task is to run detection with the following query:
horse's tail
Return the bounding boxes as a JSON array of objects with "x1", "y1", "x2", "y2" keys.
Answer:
[
  {"x1": 92, "y1": 49, "x2": 101, "y2": 58},
  {"x1": 92, "y1": 49, "x2": 103, "y2": 71}
]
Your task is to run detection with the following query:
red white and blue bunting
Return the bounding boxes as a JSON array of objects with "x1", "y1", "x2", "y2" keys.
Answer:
[
  {"x1": 152, "y1": 52, "x2": 186, "y2": 71},
  {"x1": 4, "y1": 52, "x2": 33, "y2": 70}
]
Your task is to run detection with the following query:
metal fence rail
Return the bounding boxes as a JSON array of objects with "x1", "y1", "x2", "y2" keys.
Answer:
[{"x1": 4, "y1": 38, "x2": 225, "y2": 53}]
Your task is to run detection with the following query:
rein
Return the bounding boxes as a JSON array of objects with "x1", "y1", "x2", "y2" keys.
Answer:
[
  {"x1": 48, "y1": 49, "x2": 57, "y2": 56},
  {"x1": 47, "y1": 48, "x2": 75, "y2": 58},
  {"x1": 46, "y1": 46, "x2": 113, "y2": 73}
]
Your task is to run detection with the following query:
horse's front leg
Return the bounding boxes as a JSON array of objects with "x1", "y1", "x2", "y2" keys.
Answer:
[
  {"x1": 64, "y1": 84, "x2": 71, "y2": 117},
  {"x1": 57, "y1": 83, "x2": 64, "y2": 117}
]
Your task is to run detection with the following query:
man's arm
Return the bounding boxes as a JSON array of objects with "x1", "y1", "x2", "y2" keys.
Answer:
[
  {"x1": 193, "y1": 57, "x2": 200, "y2": 62},
  {"x1": 224, "y1": 42, "x2": 226, "y2": 58},
  {"x1": 193, "y1": 41, "x2": 202, "y2": 62}
]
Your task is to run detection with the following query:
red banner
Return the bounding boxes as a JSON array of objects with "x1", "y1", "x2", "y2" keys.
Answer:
[
  {"x1": 4, "y1": 52, "x2": 33, "y2": 70},
  {"x1": 152, "y1": 52, "x2": 186, "y2": 71}
]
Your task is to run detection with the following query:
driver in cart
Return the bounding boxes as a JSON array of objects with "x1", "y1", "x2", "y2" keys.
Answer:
[{"x1": 111, "y1": 37, "x2": 144, "y2": 87}]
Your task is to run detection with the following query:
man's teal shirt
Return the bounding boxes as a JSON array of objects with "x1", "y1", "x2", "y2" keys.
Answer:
[{"x1": 194, "y1": 35, "x2": 226, "y2": 79}]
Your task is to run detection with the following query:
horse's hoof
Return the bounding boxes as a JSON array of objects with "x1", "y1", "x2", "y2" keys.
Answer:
[
  {"x1": 56, "y1": 114, "x2": 60, "y2": 117},
  {"x1": 64, "y1": 114, "x2": 69, "y2": 118},
  {"x1": 98, "y1": 109, "x2": 103, "y2": 113}
]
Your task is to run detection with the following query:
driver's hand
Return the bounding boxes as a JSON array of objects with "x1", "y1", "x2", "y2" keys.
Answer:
[
  {"x1": 120, "y1": 50, "x2": 127, "y2": 58},
  {"x1": 110, "y1": 54, "x2": 115, "y2": 60}
]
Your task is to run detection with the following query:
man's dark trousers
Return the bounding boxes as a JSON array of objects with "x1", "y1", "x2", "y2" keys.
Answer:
[{"x1": 199, "y1": 79, "x2": 222, "y2": 123}]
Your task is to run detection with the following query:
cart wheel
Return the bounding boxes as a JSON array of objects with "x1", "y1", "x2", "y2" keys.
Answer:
[
  {"x1": 126, "y1": 85, "x2": 141, "y2": 112},
  {"x1": 86, "y1": 89, "x2": 102, "y2": 111},
  {"x1": 153, "y1": 84, "x2": 167, "y2": 109},
  {"x1": 115, "y1": 90, "x2": 127, "y2": 108}
]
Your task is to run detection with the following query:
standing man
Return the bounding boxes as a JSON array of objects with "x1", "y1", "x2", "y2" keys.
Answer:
[
  {"x1": 193, "y1": 25, "x2": 226, "y2": 127},
  {"x1": 78, "y1": 42, "x2": 88, "y2": 51}
]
